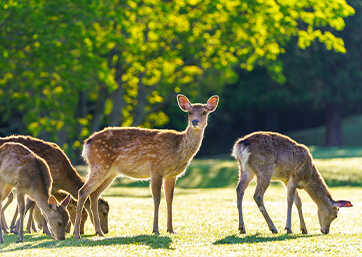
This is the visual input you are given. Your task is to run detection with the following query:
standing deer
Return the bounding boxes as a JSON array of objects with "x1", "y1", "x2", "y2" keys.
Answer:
[
  {"x1": 0, "y1": 142, "x2": 70, "y2": 243},
  {"x1": 0, "y1": 135, "x2": 109, "y2": 234},
  {"x1": 232, "y1": 131, "x2": 353, "y2": 235},
  {"x1": 73, "y1": 94, "x2": 219, "y2": 239}
]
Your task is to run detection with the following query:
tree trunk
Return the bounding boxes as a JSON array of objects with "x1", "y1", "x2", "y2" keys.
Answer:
[
  {"x1": 325, "y1": 104, "x2": 343, "y2": 146},
  {"x1": 109, "y1": 86, "x2": 125, "y2": 126},
  {"x1": 90, "y1": 86, "x2": 108, "y2": 132}
]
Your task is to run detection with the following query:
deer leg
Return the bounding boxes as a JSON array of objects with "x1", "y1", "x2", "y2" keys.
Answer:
[
  {"x1": 16, "y1": 192, "x2": 25, "y2": 243},
  {"x1": 10, "y1": 206, "x2": 18, "y2": 233},
  {"x1": 151, "y1": 173, "x2": 162, "y2": 235},
  {"x1": 90, "y1": 175, "x2": 115, "y2": 237},
  {"x1": 26, "y1": 205, "x2": 35, "y2": 233},
  {"x1": 0, "y1": 201, "x2": 3, "y2": 243},
  {"x1": 236, "y1": 169, "x2": 254, "y2": 234},
  {"x1": 2, "y1": 192, "x2": 14, "y2": 233},
  {"x1": 1, "y1": 214, "x2": 8, "y2": 234},
  {"x1": 73, "y1": 170, "x2": 105, "y2": 239},
  {"x1": 32, "y1": 218, "x2": 38, "y2": 232},
  {"x1": 285, "y1": 178, "x2": 297, "y2": 234},
  {"x1": 83, "y1": 198, "x2": 94, "y2": 227},
  {"x1": 294, "y1": 190, "x2": 307, "y2": 234},
  {"x1": 80, "y1": 209, "x2": 88, "y2": 235},
  {"x1": 253, "y1": 173, "x2": 278, "y2": 234},
  {"x1": 164, "y1": 177, "x2": 176, "y2": 233}
]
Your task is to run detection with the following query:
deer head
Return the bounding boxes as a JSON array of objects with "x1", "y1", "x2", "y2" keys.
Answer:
[
  {"x1": 318, "y1": 199, "x2": 352, "y2": 234},
  {"x1": 46, "y1": 195, "x2": 71, "y2": 240},
  {"x1": 177, "y1": 94, "x2": 219, "y2": 130}
]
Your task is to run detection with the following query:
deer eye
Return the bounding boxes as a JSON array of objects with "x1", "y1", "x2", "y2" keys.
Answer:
[
  {"x1": 58, "y1": 222, "x2": 62, "y2": 227},
  {"x1": 189, "y1": 111, "x2": 193, "y2": 115},
  {"x1": 202, "y1": 111, "x2": 207, "y2": 115}
]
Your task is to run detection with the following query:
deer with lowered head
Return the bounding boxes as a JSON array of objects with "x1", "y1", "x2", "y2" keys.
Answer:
[
  {"x1": 232, "y1": 131, "x2": 352, "y2": 235},
  {"x1": 22, "y1": 191, "x2": 88, "y2": 235},
  {"x1": 73, "y1": 94, "x2": 219, "y2": 239},
  {"x1": 0, "y1": 135, "x2": 109, "y2": 235},
  {"x1": 0, "y1": 142, "x2": 70, "y2": 243},
  {"x1": 8, "y1": 191, "x2": 88, "y2": 235}
]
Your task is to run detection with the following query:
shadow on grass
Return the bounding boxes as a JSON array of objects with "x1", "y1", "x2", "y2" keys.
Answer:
[
  {"x1": 1, "y1": 234, "x2": 173, "y2": 252},
  {"x1": 213, "y1": 233, "x2": 319, "y2": 245}
]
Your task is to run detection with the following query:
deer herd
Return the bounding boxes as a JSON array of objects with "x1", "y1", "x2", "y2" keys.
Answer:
[{"x1": 0, "y1": 94, "x2": 353, "y2": 243}]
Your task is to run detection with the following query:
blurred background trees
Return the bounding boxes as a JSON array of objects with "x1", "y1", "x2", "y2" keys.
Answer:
[{"x1": 0, "y1": 0, "x2": 359, "y2": 162}]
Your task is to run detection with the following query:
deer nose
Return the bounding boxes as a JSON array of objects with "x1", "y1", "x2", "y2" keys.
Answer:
[{"x1": 192, "y1": 120, "x2": 199, "y2": 126}]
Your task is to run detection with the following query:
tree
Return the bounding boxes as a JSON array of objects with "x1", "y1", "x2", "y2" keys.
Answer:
[
  {"x1": 0, "y1": 0, "x2": 355, "y2": 159},
  {"x1": 281, "y1": 0, "x2": 361, "y2": 146}
]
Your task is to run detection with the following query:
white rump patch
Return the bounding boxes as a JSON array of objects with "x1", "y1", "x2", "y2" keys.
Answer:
[
  {"x1": 82, "y1": 143, "x2": 90, "y2": 163},
  {"x1": 232, "y1": 143, "x2": 250, "y2": 172}
]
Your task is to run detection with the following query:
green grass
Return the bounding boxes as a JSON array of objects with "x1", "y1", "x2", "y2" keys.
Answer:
[
  {"x1": 0, "y1": 185, "x2": 361, "y2": 257},
  {"x1": 1, "y1": 156, "x2": 361, "y2": 256},
  {"x1": 104, "y1": 157, "x2": 362, "y2": 188}
]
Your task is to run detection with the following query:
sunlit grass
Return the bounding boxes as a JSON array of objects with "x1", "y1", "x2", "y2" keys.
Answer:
[
  {"x1": 0, "y1": 185, "x2": 361, "y2": 257},
  {"x1": 107, "y1": 157, "x2": 362, "y2": 188}
]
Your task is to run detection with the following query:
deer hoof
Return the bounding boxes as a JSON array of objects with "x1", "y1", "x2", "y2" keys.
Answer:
[
  {"x1": 301, "y1": 228, "x2": 308, "y2": 234},
  {"x1": 96, "y1": 231, "x2": 104, "y2": 237},
  {"x1": 167, "y1": 229, "x2": 176, "y2": 234},
  {"x1": 239, "y1": 228, "x2": 246, "y2": 234},
  {"x1": 152, "y1": 230, "x2": 160, "y2": 235},
  {"x1": 285, "y1": 227, "x2": 292, "y2": 234},
  {"x1": 271, "y1": 228, "x2": 278, "y2": 234}
]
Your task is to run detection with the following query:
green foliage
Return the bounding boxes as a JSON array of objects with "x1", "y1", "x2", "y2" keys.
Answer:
[
  {"x1": 0, "y1": 186, "x2": 361, "y2": 256},
  {"x1": 0, "y1": 0, "x2": 355, "y2": 156}
]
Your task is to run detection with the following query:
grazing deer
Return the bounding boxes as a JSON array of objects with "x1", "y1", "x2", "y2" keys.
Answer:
[
  {"x1": 0, "y1": 142, "x2": 70, "y2": 243},
  {"x1": 232, "y1": 131, "x2": 353, "y2": 235},
  {"x1": 0, "y1": 135, "x2": 110, "y2": 234},
  {"x1": 73, "y1": 94, "x2": 219, "y2": 239},
  {"x1": 29, "y1": 191, "x2": 88, "y2": 234}
]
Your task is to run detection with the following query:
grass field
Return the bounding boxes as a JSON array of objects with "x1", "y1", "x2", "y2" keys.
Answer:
[
  {"x1": 0, "y1": 186, "x2": 361, "y2": 257},
  {"x1": 0, "y1": 157, "x2": 361, "y2": 256}
]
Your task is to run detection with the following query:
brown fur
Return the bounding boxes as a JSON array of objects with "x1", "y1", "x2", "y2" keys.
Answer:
[
  {"x1": 0, "y1": 135, "x2": 109, "y2": 234},
  {"x1": 30, "y1": 191, "x2": 88, "y2": 234},
  {"x1": 73, "y1": 94, "x2": 219, "y2": 239},
  {"x1": 232, "y1": 131, "x2": 352, "y2": 234},
  {"x1": 0, "y1": 142, "x2": 69, "y2": 242}
]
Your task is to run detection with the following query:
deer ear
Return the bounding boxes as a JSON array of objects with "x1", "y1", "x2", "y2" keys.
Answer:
[
  {"x1": 177, "y1": 94, "x2": 192, "y2": 112},
  {"x1": 206, "y1": 95, "x2": 219, "y2": 112},
  {"x1": 48, "y1": 195, "x2": 58, "y2": 210},
  {"x1": 333, "y1": 200, "x2": 353, "y2": 208},
  {"x1": 61, "y1": 194, "x2": 71, "y2": 208}
]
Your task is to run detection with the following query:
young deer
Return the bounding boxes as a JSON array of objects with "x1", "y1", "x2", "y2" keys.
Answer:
[
  {"x1": 0, "y1": 142, "x2": 70, "y2": 243},
  {"x1": 73, "y1": 94, "x2": 219, "y2": 239},
  {"x1": 232, "y1": 131, "x2": 352, "y2": 235},
  {"x1": 0, "y1": 135, "x2": 110, "y2": 234},
  {"x1": 28, "y1": 191, "x2": 88, "y2": 234}
]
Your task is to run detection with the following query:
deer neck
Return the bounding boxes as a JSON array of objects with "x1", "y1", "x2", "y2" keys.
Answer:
[
  {"x1": 34, "y1": 193, "x2": 53, "y2": 217},
  {"x1": 303, "y1": 165, "x2": 334, "y2": 210},
  {"x1": 179, "y1": 123, "x2": 205, "y2": 162}
]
